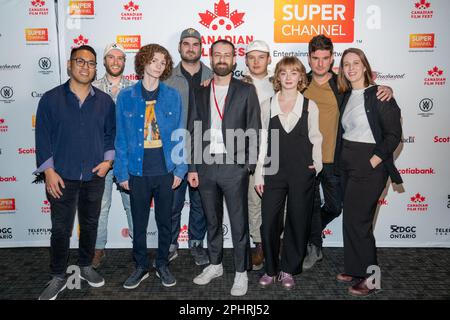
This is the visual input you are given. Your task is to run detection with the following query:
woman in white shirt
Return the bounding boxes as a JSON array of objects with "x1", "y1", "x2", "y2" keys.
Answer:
[
  {"x1": 255, "y1": 56, "x2": 322, "y2": 290},
  {"x1": 335, "y1": 48, "x2": 402, "y2": 297}
]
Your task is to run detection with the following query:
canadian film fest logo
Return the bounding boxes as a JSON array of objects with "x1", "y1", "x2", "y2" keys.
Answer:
[
  {"x1": 407, "y1": 193, "x2": 429, "y2": 212},
  {"x1": 274, "y1": 0, "x2": 355, "y2": 43},
  {"x1": 424, "y1": 66, "x2": 446, "y2": 86},
  {"x1": 0, "y1": 118, "x2": 8, "y2": 133},
  {"x1": 121, "y1": 1, "x2": 143, "y2": 21},
  {"x1": 411, "y1": 0, "x2": 434, "y2": 19},
  {"x1": 29, "y1": 0, "x2": 49, "y2": 16}
]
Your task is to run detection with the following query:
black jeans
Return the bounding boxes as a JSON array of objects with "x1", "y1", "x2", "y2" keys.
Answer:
[
  {"x1": 48, "y1": 176, "x2": 105, "y2": 277},
  {"x1": 309, "y1": 163, "x2": 343, "y2": 247}
]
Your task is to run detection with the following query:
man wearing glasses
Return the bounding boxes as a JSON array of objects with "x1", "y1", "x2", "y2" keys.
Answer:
[
  {"x1": 91, "y1": 43, "x2": 134, "y2": 269},
  {"x1": 35, "y1": 45, "x2": 116, "y2": 300}
]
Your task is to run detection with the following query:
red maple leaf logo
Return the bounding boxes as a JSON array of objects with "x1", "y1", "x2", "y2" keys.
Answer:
[
  {"x1": 322, "y1": 229, "x2": 332, "y2": 236},
  {"x1": 31, "y1": 0, "x2": 45, "y2": 7},
  {"x1": 427, "y1": 66, "x2": 443, "y2": 77},
  {"x1": 411, "y1": 193, "x2": 426, "y2": 203},
  {"x1": 124, "y1": 1, "x2": 139, "y2": 11},
  {"x1": 73, "y1": 34, "x2": 88, "y2": 46},
  {"x1": 415, "y1": 0, "x2": 431, "y2": 9},
  {"x1": 43, "y1": 200, "x2": 49, "y2": 205},
  {"x1": 0, "y1": 119, "x2": 4, "y2": 124},
  {"x1": 199, "y1": 0, "x2": 245, "y2": 30},
  {"x1": 180, "y1": 224, "x2": 188, "y2": 232}
]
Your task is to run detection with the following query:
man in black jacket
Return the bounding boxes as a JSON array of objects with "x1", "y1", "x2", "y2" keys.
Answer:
[{"x1": 187, "y1": 39, "x2": 261, "y2": 296}]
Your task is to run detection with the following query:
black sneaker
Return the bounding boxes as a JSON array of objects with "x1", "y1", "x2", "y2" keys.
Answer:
[
  {"x1": 80, "y1": 266, "x2": 105, "y2": 287},
  {"x1": 123, "y1": 267, "x2": 149, "y2": 289},
  {"x1": 155, "y1": 266, "x2": 176, "y2": 287},
  {"x1": 190, "y1": 245, "x2": 209, "y2": 266},
  {"x1": 38, "y1": 276, "x2": 67, "y2": 300}
]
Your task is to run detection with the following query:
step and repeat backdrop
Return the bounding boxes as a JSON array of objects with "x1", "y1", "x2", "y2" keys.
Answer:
[{"x1": 1, "y1": 0, "x2": 449, "y2": 248}]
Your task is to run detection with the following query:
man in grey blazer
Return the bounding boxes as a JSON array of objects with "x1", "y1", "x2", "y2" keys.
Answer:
[{"x1": 187, "y1": 39, "x2": 261, "y2": 296}]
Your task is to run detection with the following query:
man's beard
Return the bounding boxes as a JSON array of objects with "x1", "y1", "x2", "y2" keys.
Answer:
[
  {"x1": 213, "y1": 62, "x2": 233, "y2": 76},
  {"x1": 105, "y1": 64, "x2": 125, "y2": 77},
  {"x1": 181, "y1": 51, "x2": 201, "y2": 64}
]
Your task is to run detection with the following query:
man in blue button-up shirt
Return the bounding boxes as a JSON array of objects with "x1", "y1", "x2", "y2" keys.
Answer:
[{"x1": 35, "y1": 45, "x2": 115, "y2": 300}]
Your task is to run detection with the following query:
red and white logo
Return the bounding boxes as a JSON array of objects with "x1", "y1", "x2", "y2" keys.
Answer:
[
  {"x1": 124, "y1": 73, "x2": 139, "y2": 81},
  {"x1": 424, "y1": 66, "x2": 446, "y2": 86},
  {"x1": 69, "y1": 0, "x2": 95, "y2": 16},
  {"x1": 378, "y1": 199, "x2": 388, "y2": 206},
  {"x1": 0, "y1": 198, "x2": 16, "y2": 212},
  {"x1": 121, "y1": 1, "x2": 142, "y2": 21},
  {"x1": 407, "y1": 193, "x2": 428, "y2": 212},
  {"x1": 0, "y1": 176, "x2": 17, "y2": 183},
  {"x1": 116, "y1": 35, "x2": 141, "y2": 52},
  {"x1": 41, "y1": 200, "x2": 51, "y2": 214},
  {"x1": 398, "y1": 167, "x2": 435, "y2": 175},
  {"x1": 411, "y1": 0, "x2": 433, "y2": 19},
  {"x1": 199, "y1": 0, "x2": 245, "y2": 31},
  {"x1": 121, "y1": 228, "x2": 130, "y2": 238},
  {"x1": 29, "y1": 0, "x2": 49, "y2": 15},
  {"x1": 322, "y1": 229, "x2": 333, "y2": 237},
  {"x1": 73, "y1": 34, "x2": 89, "y2": 47},
  {"x1": 0, "y1": 118, "x2": 8, "y2": 133},
  {"x1": 434, "y1": 135, "x2": 450, "y2": 143},
  {"x1": 18, "y1": 148, "x2": 36, "y2": 155},
  {"x1": 177, "y1": 224, "x2": 189, "y2": 243}
]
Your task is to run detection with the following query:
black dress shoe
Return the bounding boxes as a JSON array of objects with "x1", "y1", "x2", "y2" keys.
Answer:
[{"x1": 348, "y1": 278, "x2": 377, "y2": 297}]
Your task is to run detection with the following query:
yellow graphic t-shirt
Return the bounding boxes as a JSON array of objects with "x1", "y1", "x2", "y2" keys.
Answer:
[{"x1": 143, "y1": 100, "x2": 162, "y2": 148}]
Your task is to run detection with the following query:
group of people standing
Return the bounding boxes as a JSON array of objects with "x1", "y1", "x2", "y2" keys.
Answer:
[{"x1": 34, "y1": 27, "x2": 402, "y2": 300}]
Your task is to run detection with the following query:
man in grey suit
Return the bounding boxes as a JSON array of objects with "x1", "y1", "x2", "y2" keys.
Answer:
[{"x1": 187, "y1": 39, "x2": 261, "y2": 297}]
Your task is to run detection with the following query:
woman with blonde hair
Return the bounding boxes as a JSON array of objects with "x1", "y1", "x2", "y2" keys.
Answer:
[
  {"x1": 255, "y1": 56, "x2": 322, "y2": 289},
  {"x1": 335, "y1": 48, "x2": 402, "y2": 296}
]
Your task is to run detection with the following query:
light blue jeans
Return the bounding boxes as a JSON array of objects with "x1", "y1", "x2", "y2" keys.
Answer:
[{"x1": 95, "y1": 170, "x2": 133, "y2": 249}]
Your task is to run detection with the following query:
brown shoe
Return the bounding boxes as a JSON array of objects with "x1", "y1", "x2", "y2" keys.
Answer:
[
  {"x1": 251, "y1": 243, "x2": 264, "y2": 271},
  {"x1": 336, "y1": 273, "x2": 354, "y2": 283},
  {"x1": 92, "y1": 249, "x2": 105, "y2": 269},
  {"x1": 348, "y1": 278, "x2": 377, "y2": 297}
]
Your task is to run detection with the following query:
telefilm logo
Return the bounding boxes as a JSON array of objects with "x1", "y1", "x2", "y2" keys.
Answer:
[
  {"x1": 411, "y1": 0, "x2": 433, "y2": 19},
  {"x1": 0, "y1": 199, "x2": 16, "y2": 213},
  {"x1": 0, "y1": 118, "x2": 8, "y2": 133},
  {"x1": 29, "y1": 0, "x2": 49, "y2": 16},
  {"x1": 435, "y1": 227, "x2": 450, "y2": 236},
  {"x1": 398, "y1": 167, "x2": 435, "y2": 175},
  {"x1": 274, "y1": 0, "x2": 355, "y2": 43},
  {"x1": 198, "y1": 0, "x2": 253, "y2": 57},
  {"x1": 418, "y1": 98, "x2": 433, "y2": 117},
  {"x1": 38, "y1": 57, "x2": 52, "y2": 75},
  {"x1": 0, "y1": 86, "x2": 14, "y2": 104},
  {"x1": 116, "y1": 35, "x2": 141, "y2": 52},
  {"x1": 0, "y1": 227, "x2": 13, "y2": 240},
  {"x1": 28, "y1": 228, "x2": 51, "y2": 236},
  {"x1": 409, "y1": 33, "x2": 434, "y2": 51},
  {"x1": 121, "y1": 1, "x2": 143, "y2": 21},
  {"x1": 424, "y1": 67, "x2": 446, "y2": 86},
  {"x1": 72, "y1": 34, "x2": 89, "y2": 47},
  {"x1": 407, "y1": 193, "x2": 428, "y2": 212},
  {"x1": 390, "y1": 225, "x2": 417, "y2": 239},
  {"x1": 69, "y1": 0, "x2": 95, "y2": 17},
  {"x1": 25, "y1": 28, "x2": 49, "y2": 45},
  {"x1": 177, "y1": 224, "x2": 189, "y2": 243}
]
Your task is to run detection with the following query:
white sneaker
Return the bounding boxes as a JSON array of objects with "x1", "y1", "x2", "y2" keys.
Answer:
[
  {"x1": 193, "y1": 263, "x2": 223, "y2": 285},
  {"x1": 230, "y1": 271, "x2": 248, "y2": 296}
]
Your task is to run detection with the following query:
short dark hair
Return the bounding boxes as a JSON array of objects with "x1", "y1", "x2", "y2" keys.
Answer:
[
  {"x1": 70, "y1": 45, "x2": 97, "y2": 60},
  {"x1": 134, "y1": 44, "x2": 173, "y2": 80},
  {"x1": 308, "y1": 35, "x2": 333, "y2": 55},
  {"x1": 210, "y1": 39, "x2": 235, "y2": 56}
]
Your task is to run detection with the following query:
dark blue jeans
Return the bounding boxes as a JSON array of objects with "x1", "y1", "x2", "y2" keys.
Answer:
[
  {"x1": 309, "y1": 163, "x2": 343, "y2": 247},
  {"x1": 48, "y1": 175, "x2": 105, "y2": 277},
  {"x1": 171, "y1": 178, "x2": 207, "y2": 249},
  {"x1": 129, "y1": 174, "x2": 173, "y2": 270}
]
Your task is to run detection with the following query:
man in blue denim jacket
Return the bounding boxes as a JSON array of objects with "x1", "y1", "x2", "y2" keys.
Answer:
[{"x1": 114, "y1": 44, "x2": 187, "y2": 289}]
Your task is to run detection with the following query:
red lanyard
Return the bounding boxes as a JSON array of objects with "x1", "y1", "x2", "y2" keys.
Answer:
[{"x1": 212, "y1": 79, "x2": 227, "y2": 120}]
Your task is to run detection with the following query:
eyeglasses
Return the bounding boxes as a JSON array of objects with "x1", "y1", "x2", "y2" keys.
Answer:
[{"x1": 71, "y1": 58, "x2": 97, "y2": 69}]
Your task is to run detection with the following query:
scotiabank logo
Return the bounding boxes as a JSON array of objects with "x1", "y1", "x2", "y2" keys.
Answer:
[
  {"x1": 434, "y1": 135, "x2": 449, "y2": 143},
  {"x1": 29, "y1": 0, "x2": 49, "y2": 16},
  {"x1": 424, "y1": 66, "x2": 446, "y2": 86},
  {"x1": 41, "y1": 200, "x2": 51, "y2": 214},
  {"x1": 124, "y1": 73, "x2": 139, "y2": 81},
  {"x1": 18, "y1": 148, "x2": 36, "y2": 155},
  {"x1": 73, "y1": 34, "x2": 89, "y2": 47},
  {"x1": 69, "y1": 1, "x2": 95, "y2": 16},
  {"x1": 0, "y1": 176, "x2": 17, "y2": 183},
  {"x1": 0, "y1": 199, "x2": 16, "y2": 212},
  {"x1": 199, "y1": 0, "x2": 245, "y2": 31},
  {"x1": 398, "y1": 167, "x2": 435, "y2": 175},
  {"x1": 407, "y1": 193, "x2": 428, "y2": 212},
  {"x1": 25, "y1": 28, "x2": 48, "y2": 42},
  {"x1": 0, "y1": 118, "x2": 8, "y2": 133},
  {"x1": 274, "y1": 0, "x2": 354, "y2": 43},
  {"x1": 378, "y1": 199, "x2": 388, "y2": 206},
  {"x1": 411, "y1": 0, "x2": 433, "y2": 19},
  {"x1": 177, "y1": 224, "x2": 189, "y2": 243},
  {"x1": 116, "y1": 35, "x2": 141, "y2": 52},
  {"x1": 409, "y1": 33, "x2": 434, "y2": 48},
  {"x1": 121, "y1": 1, "x2": 142, "y2": 21}
]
